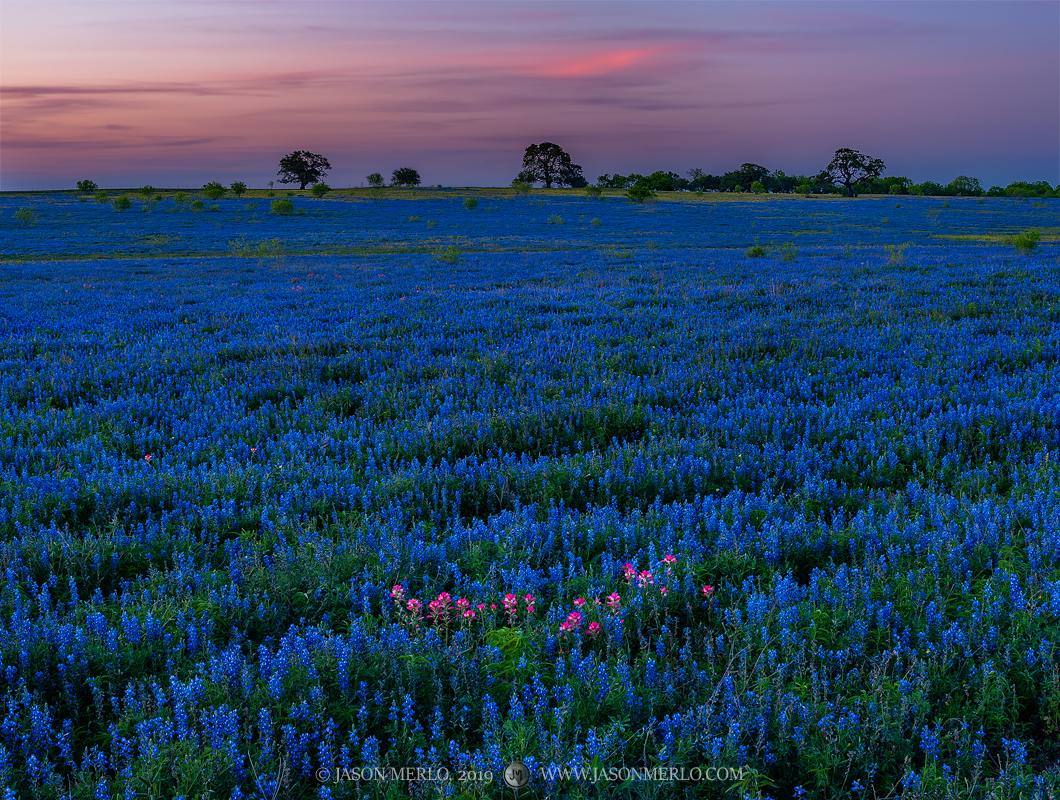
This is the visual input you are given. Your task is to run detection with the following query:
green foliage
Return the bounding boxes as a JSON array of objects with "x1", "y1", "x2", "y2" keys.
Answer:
[
  {"x1": 885, "y1": 243, "x2": 911, "y2": 265},
  {"x1": 778, "y1": 241, "x2": 797, "y2": 262},
  {"x1": 189, "y1": 199, "x2": 203, "y2": 211},
  {"x1": 626, "y1": 185, "x2": 656, "y2": 203},
  {"x1": 437, "y1": 245, "x2": 460, "y2": 264},
  {"x1": 591, "y1": 218, "x2": 600, "y2": 226},
  {"x1": 746, "y1": 244, "x2": 766, "y2": 258},
  {"x1": 270, "y1": 199, "x2": 294, "y2": 215},
  {"x1": 14, "y1": 207, "x2": 38, "y2": 226},
  {"x1": 230, "y1": 181, "x2": 247, "y2": 197},
  {"x1": 174, "y1": 192, "x2": 187, "y2": 204},
  {"x1": 585, "y1": 185, "x2": 603, "y2": 199},
  {"x1": 367, "y1": 173, "x2": 384, "y2": 188},
  {"x1": 1007, "y1": 230, "x2": 1041, "y2": 254},
  {"x1": 94, "y1": 191, "x2": 109, "y2": 204},
  {"x1": 391, "y1": 167, "x2": 421, "y2": 188},
  {"x1": 463, "y1": 197, "x2": 479, "y2": 210},
  {"x1": 76, "y1": 179, "x2": 98, "y2": 193},
  {"x1": 139, "y1": 185, "x2": 156, "y2": 197},
  {"x1": 206, "y1": 204, "x2": 220, "y2": 212},
  {"x1": 750, "y1": 181, "x2": 766, "y2": 194},
  {"x1": 267, "y1": 191, "x2": 275, "y2": 197},
  {"x1": 547, "y1": 214, "x2": 564, "y2": 225},
  {"x1": 511, "y1": 179, "x2": 531, "y2": 196},
  {"x1": 202, "y1": 182, "x2": 226, "y2": 200},
  {"x1": 367, "y1": 187, "x2": 385, "y2": 199},
  {"x1": 310, "y1": 182, "x2": 331, "y2": 198},
  {"x1": 111, "y1": 195, "x2": 132, "y2": 212}
]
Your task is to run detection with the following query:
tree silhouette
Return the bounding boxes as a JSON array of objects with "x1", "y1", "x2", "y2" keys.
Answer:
[
  {"x1": 520, "y1": 143, "x2": 585, "y2": 188},
  {"x1": 278, "y1": 151, "x2": 332, "y2": 190},
  {"x1": 827, "y1": 148, "x2": 885, "y2": 197},
  {"x1": 391, "y1": 167, "x2": 421, "y2": 188}
]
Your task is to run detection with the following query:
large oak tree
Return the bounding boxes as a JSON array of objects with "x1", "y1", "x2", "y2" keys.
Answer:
[
  {"x1": 519, "y1": 143, "x2": 586, "y2": 188},
  {"x1": 827, "y1": 148, "x2": 885, "y2": 197},
  {"x1": 277, "y1": 151, "x2": 331, "y2": 190}
]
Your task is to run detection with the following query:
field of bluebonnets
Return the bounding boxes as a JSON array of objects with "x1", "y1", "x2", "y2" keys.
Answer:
[{"x1": 1, "y1": 188, "x2": 1060, "y2": 799}]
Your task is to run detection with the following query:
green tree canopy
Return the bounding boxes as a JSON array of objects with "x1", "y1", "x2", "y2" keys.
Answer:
[{"x1": 391, "y1": 168, "x2": 421, "y2": 188}]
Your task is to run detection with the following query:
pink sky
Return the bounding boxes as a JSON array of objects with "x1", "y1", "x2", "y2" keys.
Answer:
[{"x1": 2, "y1": 1, "x2": 1057, "y2": 189}]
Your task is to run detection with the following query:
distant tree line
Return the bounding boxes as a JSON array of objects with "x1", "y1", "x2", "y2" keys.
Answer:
[{"x1": 598, "y1": 165, "x2": 1059, "y2": 198}]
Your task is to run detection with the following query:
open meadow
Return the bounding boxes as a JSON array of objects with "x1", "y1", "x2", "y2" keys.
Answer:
[{"x1": 1, "y1": 189, "x2": 1059, "y2": 799}]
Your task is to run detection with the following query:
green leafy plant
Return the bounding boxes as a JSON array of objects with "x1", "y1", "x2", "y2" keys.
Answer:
[
  {"x1": 267, "y1": 191, "x2": 276, "y2": 197},
  {"x1": 778, "y1": 241, "x2": 797, "y2": 262},
  {"x1": 463, "y1": 197, "x2": 478, "y2": 210},
  {"x1": 206, "y1": 204, "x2": 221, "y2": 212},
  {"x1": 885, "y1": 243, "x2": 911, "y2": 265},
  {"x1": 174, "y1": 192, "x2": 187, "y2": 204},
  {"x1": 94, "y1": 191, "x2": 110, "y2": 204},
  {"x1": 190, "y1": 199, "x2": 204, "y2": 212},
  {"x1": 585, "y1": 185, "x2": 603, "y2": 199},
  {"x1": 367, "y1": 187, "x2": 385, "y2": 199},
  {"x1": 1006, "y1": 230, "x2": 1041, "y2": 254},
  {"x1": 202, "y1": 182, "x2": 225, "y2": 200},
  {"x1": 230, "y1": 181, "x2": 247, "y2": 198},
  {"x1": 437, "y1": 246, "x2": 460, "y2": 264},
  {"x1": 139, "y1": 185, "x2": 156, "y2": 197},
  {"x1": 511, "y1": 179, "x2": 531, "y2": 196},
  {"x1": 408, "y1": 216, "x2": 420, "y2": 222},
  {"x1": 591, "y1": 218, "x2": 601, "y2": 226},
  {"x1": 746, "y1": 244, "x2": 766, "y2": 258},
  {"x1": 76, "y1": 179, "x2": 98, "y2": 193},
  {"x1": 310, "y1": 182, "x2": 331, "y2": 198},
  {"x1": 366, "y1": 173, "x2": 384, "y2": 188},
  {"x1": 626, "y1": 185, "x2": 656, "y2": 203},
  {"x1": 14, "y1": 207, "x2": 38, "y2": 226},
  {"x1": 750, "y1": 181, "x2": 766, "y2": 194},
  {"x1": 111, "y1": 195, "x2": 132, "y2": 212},
  {"x1": 547, "y1": 214, "x2": 564, "y2": 225},
  {"x1": 270, "y1": 199, "x2": 294, "y2": 215},
  {"x1": 797, "y1": 182, "x2": 812, "y2": 194}
]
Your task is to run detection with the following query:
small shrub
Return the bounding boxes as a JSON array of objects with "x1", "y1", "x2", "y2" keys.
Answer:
[
  {"x1": 426, "y1": 220, "x2": 436, "y2": 229},
  {"x1": 408, "y1": 216, "x2": 420, "y2": 222},
  {"x1": 885, "y1": 243, "x2": 910, "y2": 265},
  {"x1": 139, "y1": 185, "x2": 156, "y2": 197},
  {"x1": 368, "y1": 187, "x2": 385, "y2": 199},
  {"x1": 14, "y1": 207, "x2": 38, "y2": 226},
  {"x1": 230, "y1": 181, "x2": 247, "y2": 197},
  {"x1": 112, "y1": 195, "x2": 132, "y2": 211},
  {"x1": 190, "y1": 199, "x2": 204, "y2": 212},
  {"x1": 367, "y1": 173, "x2": 384, "y2": 188},
  {"x1": 271, "y1": 199, "x2": 294, "y2": 215},
  {"x1": 746, "y1": 244, "x2": 765, "y2": 258},
  {"x1": 310, "y1": 182, "x2": 331, "y2": 198},
  {"x1": 778, "y1": 242, "x2": 797, "y2": 262},
  {"x1": 206, "y1": 204, "x2": 221, "y2": 212},
  {"x1": 591, "y1": 218, "x2": 601, "y2": 226},
  {"x1": 287, "y1": 191, "x2": 295, "y2": 197},
  {"x1": 94, "y1": 191, "x2": 110, "y2": 204},
  {"x1": 267, "y1": 191, "x2": 276, "y2": 197},
  {"x1": 796, "y1": 183, "x2": 812, "y2": 194},
  {"x1": 750, "y1": 181, "x2": 766, "y2": 194},
  {"x1": 174, "y1": 192, "x2": 187, "y2": 204},
  {"x1": 694, "y1": 189, "x2": 704, "y2": 196},
  {"x1": 547, "y1": 214, "x2": 564, "y2": 225},
  {"x1": 511, "y1": 180, "x2": 531, "y2": 196},
  {"x1": 626, "y1": 185, "x2": 656, "y2": 203},
  {"x1": 245, "y1": 202, "x2": 259, "y2": 211},
  {"x1": 1007, "y1": 230, "x2": 1040, "y2": 254},
  {"x1": 585, "y1": 185, "x2": 603, "y2": 199},
  {"x1": 202, "y1": 182, "x2": 225, "y2": 200},
  {"x1": 437, "y1": 246, "x2": 460, "y2": 264},
  {"x1": 76, "y1": 179, "x2": 98, "y2": 193},
  {"x1": 463, "y1": 197, "x2": 478, "y2": 210}
]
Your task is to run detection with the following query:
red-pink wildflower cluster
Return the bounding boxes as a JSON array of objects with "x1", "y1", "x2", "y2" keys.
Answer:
[{"x1": 390, "y1": 584, "x2": 533, "y2": 631}]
